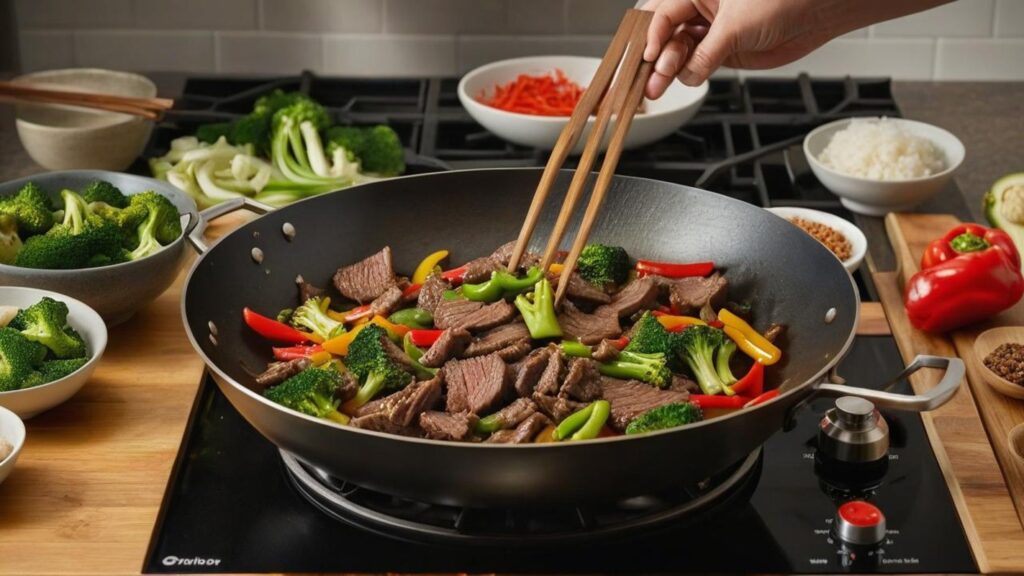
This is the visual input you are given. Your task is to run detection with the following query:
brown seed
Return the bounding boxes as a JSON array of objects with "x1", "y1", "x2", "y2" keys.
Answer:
[
  {"x1": 788, "y1": 217, "x2": 852, "y2": 261},
  {"x1": 984, "y1": 342, "x2": 1024, "y2": 386}
]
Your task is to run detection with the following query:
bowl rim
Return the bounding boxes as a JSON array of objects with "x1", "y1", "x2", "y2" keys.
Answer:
[
  {"x1": 0, "y1": 170, "x2": 198, "y2": 276},
  {"x1": 972, "y1": 326, "x2": 1024, "y2": 390},
  {"x1": 0, "y1": 404, "x2": 25, "y2": 468},
  {"x1": 12, "y1": 68, "x2": 157, "y2": 132},
  {"x1": 803, "y1": 116, "x2": 965, "y2": 185},
  {"x1": 458, "y1": 55, "x2": 709, "y2": 124},
  {"x1": 763, "y1": 206, "x2": 867, "y2": 273},
  {"x1": 0, "y1": 286, "x2": 108, "y2": 398}
]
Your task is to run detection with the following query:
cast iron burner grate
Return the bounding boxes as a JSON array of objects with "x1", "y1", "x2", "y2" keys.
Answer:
[{"x1": 281, "y1": 448, "x2": 762, "y2": 546}]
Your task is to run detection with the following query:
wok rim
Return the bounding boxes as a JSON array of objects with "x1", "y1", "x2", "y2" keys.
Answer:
[{"x1": 180, "y1": 167, "x2": 860, "y2": 449}]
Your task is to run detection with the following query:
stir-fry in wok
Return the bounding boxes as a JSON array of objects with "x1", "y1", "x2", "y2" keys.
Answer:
[{"x1": 243, "y1": 242, "x2": 784, "y2": 443}]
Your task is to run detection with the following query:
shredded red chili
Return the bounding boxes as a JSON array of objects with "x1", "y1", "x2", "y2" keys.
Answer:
[{"x1": 477, "y1": 69, "x2": 584, "y2": 116}]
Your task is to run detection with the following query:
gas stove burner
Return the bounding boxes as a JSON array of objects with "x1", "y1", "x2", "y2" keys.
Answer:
[{"x1": 282, "y1": 448, "x2": 762, "y2": 547}]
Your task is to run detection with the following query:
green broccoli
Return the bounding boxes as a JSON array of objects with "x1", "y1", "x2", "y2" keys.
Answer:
[
  {"x1": 344, "y1": 324, "x2": 413, "y2": 409},
  {"x1": 623, "y1": 312, "x2": 683, "y2": 371},
  {"x1": 576, "y1": 244, "x2": 630, "y2": 287},
  {"x1": 598, "y1": 349, "x2": 672, "y2": 388},
  {"x1": 625, "y1": 403, "x2": 704, "y2": 434},
  {"x1": 325, "y1": 125, "x2": 405, "y2": 176},
  {"x1": 80, "y1": 181, "x2": 128, "y2": 208},
  {"x1": 195, "y1": 122, "x2": 234, "y2": 144},
  {"x1": 0, "y1": 214, "x2": 23, "y2": 265},
  {"x1": 263, "y1": 366, "x2": 349, "y2": 424},
  {"x1": 127, "y1": 191, "x2": 183, "y2": 260},
  {"x1": 14, "y1": 297, "x2": 86, "y2": 359},
  {"x1": 677, "y1": 325, "x2": 729, "y2": 395},
  {"x1": 715, "y1": 339, "x2": 738, "y2": 387},
  {"x1": 91, "y1": 201, "x2": 150, "y2": 246},
  {"x1": 0, "y1": 327, "x2": 47, "y2": 391},
  {"x1": 14, "y1": 189, "x2": 124, "y2": 269},
  {"x1": 39, "y1": 357, "x2": 89, "y2": 382},
  {"x1": 271, "y1": 101, "x2": 355, "y2": 190},
  {"x1": 0, "y1": 182, "x2": 55, "y2": 235},
  {"x1": 514, "y1": 278, "x2": 563, "y2": 339},
  {"x1": 272, "y1": 99, "x2": 330, "y2": 134},
  {"x1": 291, "y1": 297, "x2": 346, "y2": 341}
]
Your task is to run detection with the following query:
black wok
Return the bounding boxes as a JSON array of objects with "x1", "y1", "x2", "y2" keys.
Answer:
[{"x1": 181, "y1": 168, "x2": 962, "y2": 508}]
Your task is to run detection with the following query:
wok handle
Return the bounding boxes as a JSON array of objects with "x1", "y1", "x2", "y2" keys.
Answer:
[
  {"x1": 815, "y1": 355, "x2": 965, "y2": 412},
  {"x1": 188, "y1": 197, "x2": 272, "y2": 255}
]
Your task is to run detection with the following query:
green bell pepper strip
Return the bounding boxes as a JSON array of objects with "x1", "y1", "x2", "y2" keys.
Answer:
[
  {"x1": 571, "y1": 400, "x2": 610, "y2": 441},
  {"x1": 553, "y1": 403, "x2": 595, "y2": 440},
  {"x1": 388, "y1": 307, "x2": 433, "y2": 329},
  {"x1": 462, "y1": 267, "x2": 545, "y2": 302},
  {"x1": 401, "y1": 333, "x2": 439, "y2": 379},
  {"x1": 560, "y1": 340, "x2": 593, "y2": 358}
]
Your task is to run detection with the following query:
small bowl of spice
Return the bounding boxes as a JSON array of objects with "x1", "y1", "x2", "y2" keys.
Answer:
[
  {"x1": 765, "y1": 207, "x2": 867, "y2": 273},
  {"x1": 975, "y1": 326, "x2": 1024, "y2": 400}
]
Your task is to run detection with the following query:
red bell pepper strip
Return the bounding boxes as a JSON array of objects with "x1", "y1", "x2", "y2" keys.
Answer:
[
  {"x1": 635, "y1": 260, "x2": 714, "y2": 278},
  {"x1": 708, "y1": 320, "x2": 725, "y2": 329},
  {"x1": 408, "y1": 329, "x2": 444, "y2": 347},
  {"x1": 744, "y1": 389, "x2": 780, "y2": 408},
  {"x1": 440, "y1": 265, "x2": 469, "y2": 285},
  {"x1": 609, "y1": 336, "x2": 630, "y2": 350},
  {"x1": 729, "y1": 361, "x2": 764, "y2": 396},
  {"x1": 905, "y1": 223, "x2": 1024, "y2": 333},
  {"x1": 344, "y1": 304, "x2": 374, "y2": 323},
  {"x1": 689, "y1": 394, "x2": 751, "y2": 409},
  {"x1": 243, "y1": 308, "x2": 314, "y2": 344},
  {"x1": 402, "y1": 284, "x2": 422, "y2": 299},
  {"x1": 272, "y1": 344, "x2": 324, "y2": 361}
]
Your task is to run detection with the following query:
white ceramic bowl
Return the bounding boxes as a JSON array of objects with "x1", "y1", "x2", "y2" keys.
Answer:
[
  {"x1": 765, "y1": 207, "x2": 867, "y2": 274},
  {"x1": 0, "y1": 405, "x2": 25, "y2": 486},
  {"x1": 0, "y1": 286, "x2": 108, "y2": 419},
  {"x1": 458, "y1": 56, "x2": 708, "y2": 152},
  {"x1": 13, "y1": 68, "x2": 157, "y2": 171},
  {"x1": 803, "y1": 117, "x2": 964, "y2": 216}
]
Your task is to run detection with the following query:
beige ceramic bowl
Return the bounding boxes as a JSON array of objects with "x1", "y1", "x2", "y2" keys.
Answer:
[
  {"x1": 13, "y1": 68, "x2": 157, "y2": 171},
  {"x1": 973, "y1": 326, "x2": 1024, "y2": 400}
]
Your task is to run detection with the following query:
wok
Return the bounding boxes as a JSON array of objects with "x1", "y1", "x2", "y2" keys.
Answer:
[{"x1": 181, "y1": 168, "x2": 963, "y2": 508}]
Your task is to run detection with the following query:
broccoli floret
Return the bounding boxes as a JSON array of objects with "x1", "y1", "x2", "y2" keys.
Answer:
[
  {"x1": 263, "y1": 366, "x2": 349, "y2": 424},
  {"x1": 0, "y1": 214, "x2": 23, "y2": 265},
  {"x1": 80, "y1": 181, "x2": 128, "y2": 208},
  {"x1": 0, "y1": 182, "x2": 55, "y2": 235},
  {"x1": 625, "y1": 403, "x2": 703, "y2": 434},
  {"x1": 127, "y1": 191, "x2": 182, "y2": 260},
  {"x1": 39, "y1": 357, "x2": 88, "y2": 383},
  {"x1": 625, "y1": 312, "x2": 676, "y2": 355},
  {"x1": 514, "y1": 278, "x2": 563, "y2": 339},
  {"x1": 195, "y1": 122, "x2": 234, "y2": 144},
  {"x1": 0, "y1": 327, "x2": 47, "y2": 391},
  {"x1": 715, "y1": 338, "x2": 738, "y2": 386},
  {"x1": 344, "y1": 324, "x2": 413, "y2": 409},
  {"x1": 325, "y1": 125, "x2": 406, "y2": 176},
  {"x1": 91, "y1": 201, "x2": 150, "y2": 246},
  {"x1": 291, "y1": 297, "x2": 346, "y2": 341},
  {"x1": 14, "y1": 297, "x2": 86, "y2": 359},
  {"x1": 678, "y1": 325, "x2": 729, "y2": 395},
  {"x1": 576, "y1": 244, "x2": 630, "y2": 287},
  {"x1": 598, "y1": 349, "x2": 672, "y2": 388},
  {"x1": 14, "y1": 190, "x2": 124, "y2": 269}
]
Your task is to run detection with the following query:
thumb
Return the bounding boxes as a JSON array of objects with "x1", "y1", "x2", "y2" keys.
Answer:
[{"x1": 678, "y1": 24, "x2": 732, "y2": 86}]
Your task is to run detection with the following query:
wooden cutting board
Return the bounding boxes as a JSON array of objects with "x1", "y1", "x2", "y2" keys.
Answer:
[{"x1": 876, "y1": 213, "x2": 1024, "y2": 574}]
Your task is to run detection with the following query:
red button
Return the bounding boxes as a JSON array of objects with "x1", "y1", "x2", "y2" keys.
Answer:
[{"x1": 838, "y1": 501, "x2": 884, "y2": 527}]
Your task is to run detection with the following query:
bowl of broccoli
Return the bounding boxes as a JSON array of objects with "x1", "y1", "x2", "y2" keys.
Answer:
[
  {"x1": 0, "y1": 170, "x2": 197, "y2": 325},
  {"x1": 0, "y1": 286, "x2": 108, "y2": 419}
]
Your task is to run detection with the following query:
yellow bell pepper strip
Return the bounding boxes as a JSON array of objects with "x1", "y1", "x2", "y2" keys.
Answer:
[
  {"x1": 650, "y1": 311, "x2": 706, "y2": 332},
  {"x1": 309, "y1": 350, "x2": 333, "y2": 366},
  {"x1": 549, "y1": 263, "x2": 565, "y2": 276},
  {"x1": 718, "y1": 308, "x2": 782, "y2": 365},
  {"x1": 323, "y1": 323, "x2": 369, "y2": 356},
  {"x1": 371, "y1": 315, "x2": 410, "y2": 339},
  {"x1": 412, "y1": 250, "x2": 449, "y2": 284}
]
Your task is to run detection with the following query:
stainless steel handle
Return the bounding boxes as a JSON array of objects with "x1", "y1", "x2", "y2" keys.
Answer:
[
  {"x1": 188, "y1": 197, "x2": 273, "y2": 255},
  {"x1": 815, "y1": 355, "x2": 964, "y2": 412}
]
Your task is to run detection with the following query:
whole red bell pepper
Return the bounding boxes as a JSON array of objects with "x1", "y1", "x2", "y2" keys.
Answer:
[{"x1": 905, "y1": 224, "x2": 1024, "y2": 333}]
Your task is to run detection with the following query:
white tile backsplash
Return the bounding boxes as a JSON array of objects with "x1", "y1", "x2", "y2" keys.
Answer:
[{"x1": 11, "y1": 0, "x2": 1024, "y2": 80}]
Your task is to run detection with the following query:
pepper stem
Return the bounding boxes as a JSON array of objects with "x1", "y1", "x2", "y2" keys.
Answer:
[{"x1": 950, "y1": 232, "x2": 990, "y2": 253}]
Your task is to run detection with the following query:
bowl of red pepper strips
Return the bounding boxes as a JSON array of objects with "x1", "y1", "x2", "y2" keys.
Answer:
[{"x1": 458, "y1": 56, "x2": 707, "y2": 153}]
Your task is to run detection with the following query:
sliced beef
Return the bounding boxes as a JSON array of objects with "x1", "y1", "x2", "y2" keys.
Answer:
[
  {"x1": 491, "y1": 240, "x2": 541, "y2": 271},
  {"x1": 333, "y1": 247, "x2": 396, "y2": 303},
  {"x1": 254, "y1": 358, "x2": 311, "y2": 390},
  {"x1": 513, "y1": 347, "x2": 553, "y2": 397},
  {"x1": 559, "y1": 358, "x2": 603, "y2": 402},
  {"x1": 443, "y1": 353, "x2": 510, "y2": 415},
  {"x1": 532, "y1": 392, "x2": 586, "y2": 422},
  {"x1": 486, "y1": 412, "x2": 551, "y2": 444},
  {"x1": 600, "y1": 377, "x2": 691, "y2": 431},
  {"x1": 350, "y1": 413, "x2": 421, "y2": 437},
  {"x1": 670, "y1": 375, "x2": 700, "y2": 394},
  {"x1": 420, "y1": 328, "x2": 473, "y2": 368},
  {"x1": 462, "y1": 322, "x2": 531, "y2": 358},
  {"x1": 434, "y1": 299, "x2": 516, "y2": 332},
  {"x1": 558, "y1": 301, "x2": 621, "y2": 345},
  {"x1": 551, "y1": 272, "x2": 612, "y2": 305},
  {"x1": 369, "y1": 285, "x2": 403, "y2": 318},
  {"x1": 462, "y1": 256, "x2": 504, "y2": 284},
  {"x1": 417, "y1": 274, "x2": 451, "y2": 314},
  {"x1": 592, "y1": 339, "x2": 620, "y2": 363},
  {"x1": 380, "y1": 333, "x2": 418, "y2": 375},
  {"x1": 480, "y1": 397, "x2": 538, "y2": 430},
  {"x1": 495, "y1": 339, "x2": 532, "y2": 362},
  {"x1": 353, "y1": 377, "x2": 442, "y2": 426},
  {"x1": 295, "y1": 276, "x2": 326, "y2": 305},
  {"x1": 534, "y1": 349, "x2": 565, "y2": 396},
  {"x1": 598, "y1": 276, "x2": 660, "y2": 319},
  {"x1": 420, "y1": 411, "x2": 478, "y2": 441},
  {"x1": 668, "y1": 273, "x2": 728, "y2": 316}
]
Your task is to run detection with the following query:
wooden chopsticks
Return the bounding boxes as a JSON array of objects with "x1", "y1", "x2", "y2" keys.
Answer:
[
  {"x1": 507, "y1": 8, "x2": 655, "y2": 304},
  {"x1": 0, "y1": 81, "x2": 174, "y2": 120}
]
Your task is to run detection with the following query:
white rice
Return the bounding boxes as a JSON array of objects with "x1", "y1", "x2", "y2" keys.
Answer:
[{"x1": 818, "y1": 118, "x2": 945, "y2": 181}]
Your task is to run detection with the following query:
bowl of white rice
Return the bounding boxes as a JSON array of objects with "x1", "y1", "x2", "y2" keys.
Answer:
[{"x1": 804, "y1": 117, "x2": 964, "y2": 216}]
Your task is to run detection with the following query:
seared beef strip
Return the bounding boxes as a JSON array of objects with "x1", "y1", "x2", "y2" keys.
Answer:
[
  {"x1": 369, "y1": 285, "x2": 404, "y2": 318},
  {"x1": 491, "y1": 240, "x2": 541, "y2": 271},
  {"x1": 350, "y1": 413, "x2": 421, "y2": 437},
  {"x1": 462, "y1": 322, "x2": 531, "y2": 357},
  {"x1": 558, "y1": 301, "x2": 621, "y2": 344},
  {"x1": 550, "y1": 272, "x2": 611, "y2": 305},
  {"x1": 600, "y1": 377, "x2": 691, "y2": 431},
  {"x1": 462, "y1": 257, "x2": 504, "y2": 284},
  {"x1": 380, "y1": 333, "x2": 418, "y2": 375},
  {"x1": 592, "y1": 339, "x2": 620, "y2": 363},
  {"x1": 420, "y1": 328, "x2": 472, "y2": 368},
  {"x1": 532, "y1": 392, "x2": 586, "y2": 422},
  {"x1": 668, "y1": 273, "x2": 728, "y2": 316},
  {"x1": 420, "y1": 411, "x2": 478, "y2": 441},
  {"x1": 512, "y1": 347, "x2": 553, "y2": 397},
  {"x1": 559, "y1": 358, "x2": 603, "y2": 402},
  {"x1": 333, "y1": 247, "x2": 396, "y2": 303},
  {"x1": 353, "y1": 377, "x2": 442, "y2": 425},
  {"x1": 416, "y1": 274, "x2": 451, "y2": 314},
  {"x1": 670, "y1": 375, "x2": 700, "y2": 394},
  {"x1": 486, "y1": 412, "x2": 551, "y2": 443},
  {"x1": 434, "y1": 299, "x2": 516, "y2": 332},
  {"x1": 295, "y1": 276, "x2": 326, "y2": 304},
  {"x1": 254, "y1": 358, "x2": 311, "y2": 389},
  {"x1": 443, "y1": 353, "x2": 510, "y2": 415},
  {"x1": 534, "y1": 349, "x2": 565, "y2": 396},
  {"x1": 480, "y1": 397, "x2": 538, "y2": 430},
  {"x1": 598, "y1": 276, "x2": 659, "y2": 319},
  {"x1": 336, "y1": 369, "x2": 359, "y2": 402},
  {"x1": 495, "y1": 339, "x2": 532, "y2": 362},
  {"x1": 486, "y1": 430, "x2": 516, "y2": 443}
]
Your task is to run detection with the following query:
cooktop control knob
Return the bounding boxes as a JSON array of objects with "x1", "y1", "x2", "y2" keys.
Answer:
[
  {"x1": 835, "y1": 500, "x2": 887, "y2": 546},
  {"x1": 818, "y1": 396, "x2": 889, "y2": 464}
]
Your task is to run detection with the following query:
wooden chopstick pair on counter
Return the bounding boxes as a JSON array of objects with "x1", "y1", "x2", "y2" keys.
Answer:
[
  {"x1": 0, "y1": 81, "x2": 174, "y2": 120},
  {"x1": 506, "y1": 8, "x2": 655, "y2": 304}
]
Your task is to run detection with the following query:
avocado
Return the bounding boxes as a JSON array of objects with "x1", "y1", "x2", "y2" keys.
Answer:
[{"x1": 984, "y1": 172, "x2": 1024, "y2": 264}]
